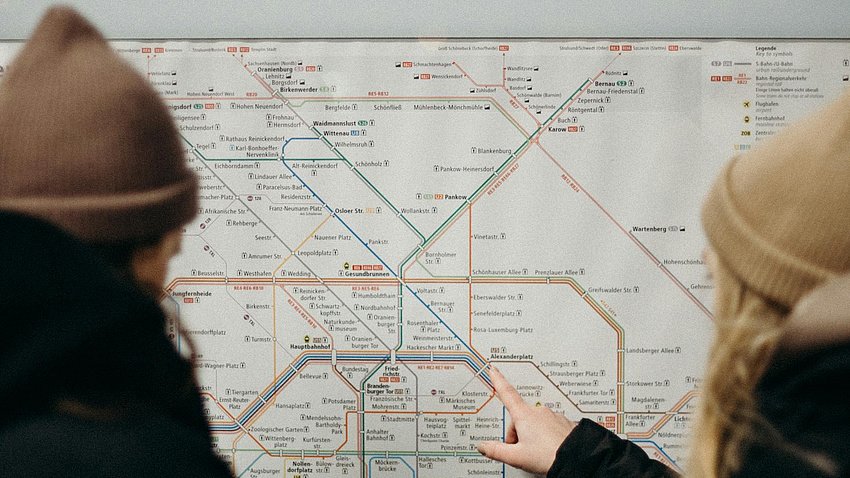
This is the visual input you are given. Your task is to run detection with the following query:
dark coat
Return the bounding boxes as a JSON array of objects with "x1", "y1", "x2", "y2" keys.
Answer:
[
  {"x1": 734, "y1": 275, "x2": 850, "y2": 478},
  {"x1": 0, "y1": 211, "x2": 232, "y2": 477},
  {"x1": 547, "y1": 418, "x2": 678, "y2": 478},
  {"x1": 548, "y1": 276, "x2": 850, "y2": 478}
]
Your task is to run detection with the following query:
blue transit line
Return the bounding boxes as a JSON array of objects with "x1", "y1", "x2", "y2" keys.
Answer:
[
  {"x1": 632, "y1": 440, "x2": 680, "y2": 470},
  {"x1": 282, "y1": 157, "x2": 328, "y2": 208},
  {"x1": 501, "y1": 406, "x2": 506, "y2": 478},
  {"x1": 368, "y1": 456, "x2": 415, "y2": 477},
  {"x1": 237, "y1": 453, "x2": 267, "y2": 478},
  {"x1": 209, "y1": 352, "x2": 491, "y2": 433},
  {"x1": 229, "y1": 351, "x2": 486, "y2": 429},
  {"x1": 281, "y1": 137, "x2": 322, "y2": 159},
  {"x1": 280, "y1": 155, "x2": 486, "y2": 369}
]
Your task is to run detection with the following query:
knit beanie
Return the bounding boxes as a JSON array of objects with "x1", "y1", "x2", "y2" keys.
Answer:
[
  {"x1": 0, "y1": 7, "x2": 197, "y2": 242},
  {"x1": 702, "y1": 90, "x2": 850, "y2": 309}
]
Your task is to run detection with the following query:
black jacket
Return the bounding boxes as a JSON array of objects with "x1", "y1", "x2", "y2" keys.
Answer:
[
  {"x1": 0, "y1": 211, "x2": 232, "y2": 477},
  {"x1": 547, "y1": 418, "x2": 678, "y2": 478},
  {"x1": 548, "y1": 278, "x2": 850, "y2": 478},
  {"x1": 734, "y1": 343, "x2": 850, "y2": 477}
]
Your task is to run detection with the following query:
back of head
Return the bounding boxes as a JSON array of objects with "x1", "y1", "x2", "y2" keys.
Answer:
[
  {"x1": 0, "y1": 6, "x2": 204, "y2": 434},
  {"x1": 693, "y1": 91, "x2": 850, "y2": 477},
  {"x1": 0, "y1": 6, "x2": 197, "y2": 243},
  {"x1": 702, "y1": 90, "x2": 850, "y2": 309}
]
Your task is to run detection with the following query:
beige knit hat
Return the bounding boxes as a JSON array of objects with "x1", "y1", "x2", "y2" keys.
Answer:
[
  {"x1": 0, "y1": 7, "x2": 197, "y2": 242},
  {"x1": 702, "y1": 90, "x2": 850, "y2": 308}
]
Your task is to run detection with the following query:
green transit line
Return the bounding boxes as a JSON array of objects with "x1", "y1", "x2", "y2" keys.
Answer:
[
  {"x1": 422, "y1": 201, "x2": 468, "y2": 246},
  {"x1": 400, "y1": 249, "x2": 419, "y2": 276},
  {"x1": 351, "y1": 168, "x2": 400, "y2": 215},
  {"x1": 180, "y1": 108, "x2": 427, "y2": 360},
  {"x1": 494, "y1": 156, "x2": 516, "y2": 176},
  {"x1": 539, "y1": 80, "x2": 592, "y2": 128},
  {"x1": 289, "y1": 110, "x2": 427, "y2": 243},
  {"x1": 398, "y1": 86, "x2": 545, "y2": 272},
  {"x1": 422, "y1": 201, "x2": 467, "y2": 246},
  {"x1": 394, "y1": 272, "x2": 625, "y2": 334},
  {"x1": 345, "y1": 165, "x2": 423, "y2": 241},
  {"x1": 413, "y1": 259, "x2": 438, "y2": 278},
  {"x1": 349, "y1": 166, "x2": 425, "y2": 241},
  {"x1": 179, "y1": 134, "x2": 205, "y2": 160},
  {"x1": 414, "y1": 136, "x2": 533, "y2": 252},
  {"x1": 415, "y1": 259, "x2": 466, "y2": 279},
  {"x1": 180, "y1": 96, "x2": 532, "y2": 254},
  {"x1": 512, "y1": 138, "x2": 532, "y2": 156},
  {"x1": 400, "y1": 217, "x2": 424, "y2": 241},
  {"x1": 274, "y1": 91, "x2": 532, "y2": 249},
  {"x1": 396, "y1": 283, "x2": 404, "y2": 350},
  {"x1": 398, "y1": 75, "x2": 586, "y2": 271},
  {"x1": 182, "y1": 130, "x2": 428, "y2": 365},
  {"x1": 360, "y1": 360, "x2": 388, "y2": 478},
  {"x1": 191, "y1": 78, "x2": 626, "y2": 428},
  {"x1": 414, "y1": 260, "x2": 436, "y2": 278},
  {"x1": 274, "y1": 90, "x2": 558, "y2": 290},
  {"x1": 474, "y1": 274, "x2": 541, "y2": 279},
  {"x1": 362, "y1": 360, "x2": 387, "y2": 387},
  {"x1": 588, "y1": 295, "x2": 625, "y2": 334},
  {"x1": 179, "y1": 133, "x2": 281, "y2": 162},
  {"x1": 468, "y1": 174, "x2": 497, "y2": 201},
  {"x1": 497, "y1": 140, "x2": 533, "y2": 171},
  {"x1": 308, "y1": 126, "x2": 336, "y2": 150},
  {"x1": 364, "y1": 80, "x2": 556, "y2": 269}
]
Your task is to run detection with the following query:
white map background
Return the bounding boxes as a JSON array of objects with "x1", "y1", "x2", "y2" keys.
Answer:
[{"x1": 2, "y1": 39, "x2": 847, "y2": 478}]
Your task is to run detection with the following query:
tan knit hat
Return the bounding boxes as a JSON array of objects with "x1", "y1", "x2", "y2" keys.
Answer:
[
  {"x1": 702, "y1": 90, "x2": 850, "y2": 308},
  {"x1": 0, "y1": 7, "x2": 197, "y2": 242}
]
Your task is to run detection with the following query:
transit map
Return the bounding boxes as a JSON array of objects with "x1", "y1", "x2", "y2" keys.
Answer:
[{"x1": 2, "y1": 39, "x2": 847, "y2": 477}]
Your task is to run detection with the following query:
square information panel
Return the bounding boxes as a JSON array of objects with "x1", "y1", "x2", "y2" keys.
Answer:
[{"x1": 2, "y1": 38, "x2": 846, "y2": 477}]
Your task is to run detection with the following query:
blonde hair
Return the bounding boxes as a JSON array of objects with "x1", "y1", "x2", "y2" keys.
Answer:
[{"x1": 688, "y1": 250, "x2": 790, "y2": 478}]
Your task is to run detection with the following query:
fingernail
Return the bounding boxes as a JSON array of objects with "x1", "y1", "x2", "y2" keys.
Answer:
[{"x1": 477, "y1": 442, "x2": 489, "y2": 455}]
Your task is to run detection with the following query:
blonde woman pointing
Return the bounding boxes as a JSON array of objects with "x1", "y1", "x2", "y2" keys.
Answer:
[{"x1": 478, "y1": 90, "x2": 850, "y2": 477}]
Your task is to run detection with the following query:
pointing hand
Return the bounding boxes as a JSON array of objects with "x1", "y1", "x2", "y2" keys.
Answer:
[{"x1": 477, "y1": 366, "x2": 577, "y2": 475}]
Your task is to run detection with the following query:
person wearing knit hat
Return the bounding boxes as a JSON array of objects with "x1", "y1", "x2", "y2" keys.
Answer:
[
  {"x1": 0, "y1": 6, "x2": 197, "y2": 242},
  {"x1": 0, "y1": 7, "x2": 232, "y2": 477},
  {"x1": 687, "y1": 90, "x2": 850, "y2": 478},
  {"x1": 476, "y1": 95, "x2": 850, "y2": 475}
]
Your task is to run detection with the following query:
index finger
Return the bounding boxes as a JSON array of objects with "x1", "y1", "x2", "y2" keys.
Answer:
[{"x1": 487, "y1": 366, "x2": 526, "y2": 413}]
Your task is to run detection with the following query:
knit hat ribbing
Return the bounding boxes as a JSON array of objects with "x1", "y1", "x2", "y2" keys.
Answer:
[
  {"x1": 701, "y1": 90, "x2": 850, "y2": 308},
  {"x1": 0, "y1": 7, "x2": 196, "y2": 242}
]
